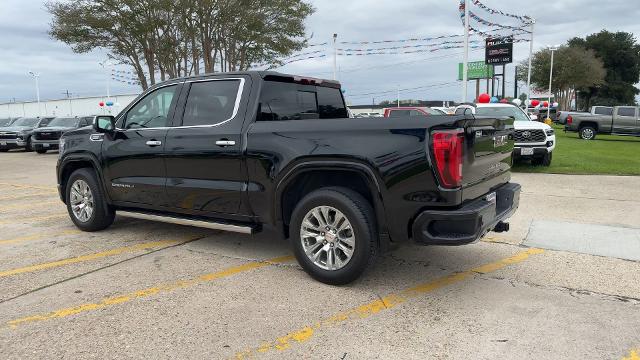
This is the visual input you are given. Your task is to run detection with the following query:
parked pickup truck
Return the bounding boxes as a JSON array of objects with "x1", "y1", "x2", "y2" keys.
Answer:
[
  {"x1": 556, "y1": 106, "x2": 613, "y2": 125},
  {"x1": 565, "y1": 106, "x2": 640, "y2": 140},
  {"x1": 56, "y1": 71, "x2": 519, "y2": 284},
  {"x1": 32, "y1": 116, "x2": 95, "y2": 153},
  {"x1": 0, "y1": 117, "x2": 54, "y2": 152}
]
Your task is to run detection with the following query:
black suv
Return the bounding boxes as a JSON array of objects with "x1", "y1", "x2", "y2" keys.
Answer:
[
  {"x1": 32, "y1": 116, "x2": 94, "y2": 153},
  {"x1": 57, "y1": 71, "x2": 519, "y2": 284},
  {"x1": 0, "y1": 117, "x2": 54, "y2": 152}
]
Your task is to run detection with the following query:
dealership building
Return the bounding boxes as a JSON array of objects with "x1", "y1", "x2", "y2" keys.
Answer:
[{"x1": 0, "y1": 94, "x2": 139, "y2": 119}]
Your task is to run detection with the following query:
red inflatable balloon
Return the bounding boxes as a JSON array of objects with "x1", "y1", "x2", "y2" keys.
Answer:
[
  {"x1": 499, "y1": 98, "x2": 508, "y2": 103},
  {"x1": 531, "y1": 100, "x2": 540, "y2": 107},
  {"x1": 478, "y1": 93, "x2": 491, "y2": 103},
  {"x1": 99, "y1": 102, "x2": 105, "y2": 107},
  {"x1": 543, "y1": 101, "x2": 549, "y2": 107}
]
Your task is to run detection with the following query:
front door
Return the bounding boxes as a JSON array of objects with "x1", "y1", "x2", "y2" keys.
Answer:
[
  {"x1": 164, "y1": 77, "x2": 250, "y2": 216},
  {"x1": 102, "y1": 83, "x2": 182, "y2": 206},
  {"x1": 613, "y1": 107, "x2": 637, "y2": 134}
]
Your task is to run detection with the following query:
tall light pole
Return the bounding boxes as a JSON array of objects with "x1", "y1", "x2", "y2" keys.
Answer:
[
  {"x1": 461, "y1": 0, "x2": 470, "y2": 103},
  {"x1": 98, "y1": 60, "x2": 113, "y2": 99},
  {"x1": 332, "y1": 34, "x2": 338, "y2": 81},
  {"x1": 526, "y1": 19, "x2": 536, "y2": 103},
  {"x1": 547, "y1": 45, "x2": 558, "y2": 120},
  {"x1": 397, "y1": 85, "x2": 400, "y2": 107},
  {"x1": 27, "y1": 71, "x2": 41, "y2": 117}
]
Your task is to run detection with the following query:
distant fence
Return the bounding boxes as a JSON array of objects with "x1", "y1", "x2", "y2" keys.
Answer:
[{"x1": 0, "y1": 94, "x2": 139, "y2": 118}]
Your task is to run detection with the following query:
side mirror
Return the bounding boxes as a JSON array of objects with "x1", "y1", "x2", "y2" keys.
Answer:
[{"x1": 94, "y1": 115, "x2": 115, "y2": 133}]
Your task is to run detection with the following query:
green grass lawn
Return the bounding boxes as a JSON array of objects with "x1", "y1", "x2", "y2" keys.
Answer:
[{"x1": 512, "y1": 124, "x2": 640, "y2": 176}]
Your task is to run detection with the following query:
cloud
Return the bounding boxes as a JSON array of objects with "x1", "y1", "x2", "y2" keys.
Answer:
[{"x1": 0, "y1": 0, "x2": 638, "y2": 105}]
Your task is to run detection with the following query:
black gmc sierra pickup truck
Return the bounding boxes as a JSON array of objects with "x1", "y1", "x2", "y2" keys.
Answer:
[{"x1": 57, "y1": 71, "x2": 519, "y2": 284}]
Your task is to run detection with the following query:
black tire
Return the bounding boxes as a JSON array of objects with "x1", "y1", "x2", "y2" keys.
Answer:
[
  {"x1": 579, "y1": 126, "x2": 596, "y2": 140},
  {"x1": 65, "y1": 168, "x2": 115, "y2": 231},
  {"x1": 542, "y1": 152, "x2": 552, "y2": 166},
  {"x1": 290, "y1": 187, "x2": 378, "y2": 285},
  {"x1": 25, "y1": 137, "x2": 34, "y2": 152},
  {"x1": 36, "y1": 148, "x2": 47, "y2": 154}
]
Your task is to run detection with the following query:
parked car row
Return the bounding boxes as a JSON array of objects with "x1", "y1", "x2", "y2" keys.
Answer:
[{"x1": 0, "y1": 116, "x2": 96, "y2": 153}]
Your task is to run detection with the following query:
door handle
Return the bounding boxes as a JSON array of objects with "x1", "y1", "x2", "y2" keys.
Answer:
[
  {"x1": 146, "y1": 140, "x2": 162, "y2": 147},
  {"x1": 215, "y1": 140, "x2": 236, "y2": 147}
]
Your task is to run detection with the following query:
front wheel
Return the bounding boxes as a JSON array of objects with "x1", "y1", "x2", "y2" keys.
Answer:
[
  {"x1": 290, "y1": 187, "x2": 378, "y2": 285},
  {"x1": 65, "y1": 168, "x2": 115, "y2": 231},
  {"x1": 579, "y1": 126, "x2": 596, "y2": 140},
  {"x1": 25, "y1": 137, "x2": 34, "y2": 152}
]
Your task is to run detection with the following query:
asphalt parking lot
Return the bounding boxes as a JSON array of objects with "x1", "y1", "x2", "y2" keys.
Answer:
[{"x1": 0, "y1": 151, "x2": 639, "y2": 359}]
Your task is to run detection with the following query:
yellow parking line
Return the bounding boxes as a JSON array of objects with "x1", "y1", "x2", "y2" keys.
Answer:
[
  {"x1": 622, "y1": 349, "x2": 640, "y2": 360},
  {"x1": 235, "y1": 248, "x2": 545, "y2": 358},
  {"x1": 6, "y1": 255, "x2": 294, "y2": 329},
  {"x1": 1, "y1": 200, "x2": 62, "y2": 212},
  {"x1": 0, "y1": 213, "x2": 67, "y2": 226},
  {"x1": 0, "y1": 239, "x2": 190, "y2": 278},
  {"x1": 0, "y1": 182, "x2": 57, "y2": 191},
  {"x1": 0, "y1": 229, "x2": 80, "y2": 246}
]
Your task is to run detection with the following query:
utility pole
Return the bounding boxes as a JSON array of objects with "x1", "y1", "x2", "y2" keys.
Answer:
[
  {"x1": 547, "y1": 46, "x2": 557, "y2": 120},
  {"x1": 332, "y1": 34, "x2": 338, "y2": 81},
  {"x1": 98, "y1": 60, "x2": 113, "y2": 99},
  {"x1": 397, "y1": 85, "x2": 400, "y2": 107},
  {"x1": 514, "y1": 65, "x2": 518, "y2": 99},
  {"x1": 461, "y1": 0, "x2": 470, "y2": 102},
  {"x1": 501, "y1": 64, "x2": 506, "y2": 99},
  {"x1": 526, "y1": 19, "x2": 536, "y2": 102}
]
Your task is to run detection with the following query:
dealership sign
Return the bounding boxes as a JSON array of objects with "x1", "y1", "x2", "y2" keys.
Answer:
[
  {"x1": 458, "y1": 61, "x2": 494, "y2": 80},
  {"x1": 485, "y1": 37, "x2": 513, "y2": 65}
]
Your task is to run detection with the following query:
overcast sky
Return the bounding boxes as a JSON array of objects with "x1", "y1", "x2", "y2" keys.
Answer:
[{"x1": 1, "y1": 0, "x2": 639, "y2": 105}]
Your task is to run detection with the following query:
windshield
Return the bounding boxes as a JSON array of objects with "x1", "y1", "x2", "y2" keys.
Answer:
[
  {"x1": 47, "y1": 117, "x2": 79, "y2": 127},
  {"x1": 476, "y1": 106, "x2": 530, "y2": 121},
  {"x1": 11, "y1": 118, "x2": 39, "y2": 127}
]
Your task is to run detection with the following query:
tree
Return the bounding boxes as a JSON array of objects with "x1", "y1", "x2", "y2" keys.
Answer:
[
  {"x1": 569, "y1": 30, "x2": 640, "y2": 107},
  {"x1": 517, "y1": 45, "x2": 605, "y2": 110},
  {"x1": 47, "y1": 0, "x2": 314, "y2": 90}
]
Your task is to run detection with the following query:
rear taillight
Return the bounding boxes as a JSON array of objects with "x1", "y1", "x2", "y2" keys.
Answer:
[
  {"x1": 567, "y1": 115, "x2": 573, "y2": 125},
  {"x1": 431, "y1": 130, "x2": 464, "y2": 188}
]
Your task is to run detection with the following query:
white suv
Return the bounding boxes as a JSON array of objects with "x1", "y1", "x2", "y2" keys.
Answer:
[{"x1": 455, "y1": 103, "x2": 556, "y2": 166}]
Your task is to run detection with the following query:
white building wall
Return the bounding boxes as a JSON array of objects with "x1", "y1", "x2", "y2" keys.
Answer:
[{"x1": 0, "y1": 94, "x2": 139, "y2": 119}]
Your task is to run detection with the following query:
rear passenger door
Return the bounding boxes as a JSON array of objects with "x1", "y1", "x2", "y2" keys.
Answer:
[{"x1": 163, "y1": 76, "x2": 251, "y2": 216}]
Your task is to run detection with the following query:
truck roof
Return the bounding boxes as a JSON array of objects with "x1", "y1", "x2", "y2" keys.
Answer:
[{"x1": 149, "y1": 71, "x2": 342, "y2": 90}]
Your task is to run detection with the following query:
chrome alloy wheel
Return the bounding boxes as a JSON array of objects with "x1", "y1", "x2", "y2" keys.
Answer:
[
  {"x1": 70, "y1": 179, "x2": 94, "y2": 222},
  {"x1": 300, "y1": 206, "x2": 355, "y2": 271},
  {"x1": 582, "y1": 128, "x2": 594, "y2": 139}
]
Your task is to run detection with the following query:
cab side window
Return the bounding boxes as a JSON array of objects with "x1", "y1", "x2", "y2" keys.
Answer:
[
  {"x1": 617, "y1": 107, "x2": 636, "y2": 117},
  {"x1": 124, "y1": 85, "x2": 178, "y2": 129},
  {"x1": 182, "y1": 80, "x2": 242, "y2": 126}
]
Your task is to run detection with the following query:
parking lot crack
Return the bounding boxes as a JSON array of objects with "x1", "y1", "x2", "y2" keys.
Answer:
[
  {"x1": 0, "y1": 235, "x2": 208, "y2": 306},
  {"x1": 477, "y1": 275, "x2": 640, "y2": 305}
]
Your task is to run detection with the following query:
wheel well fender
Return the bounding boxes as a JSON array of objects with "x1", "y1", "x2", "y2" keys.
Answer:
[
  {"x1": 274, "y1": 161, "x2": 388, "y2": 240},
  {"x1": 58, "y1": 153, "x2": 109, "y2": 204},
  {"x1": 579, "y1": 121, "x2": 598, "y2": 131}
]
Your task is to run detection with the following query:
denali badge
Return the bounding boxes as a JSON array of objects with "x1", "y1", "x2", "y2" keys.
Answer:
[
  {"x1": 111, "y1": 183, "x2": 134, "y2": 188},
  {"x1": 493, "y1": 135, "x2": 508, "y2": 147}
]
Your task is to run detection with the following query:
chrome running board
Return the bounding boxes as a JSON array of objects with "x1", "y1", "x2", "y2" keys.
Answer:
[{"x1": 117, "y1": 210, "x2": 254, "y2": 234}]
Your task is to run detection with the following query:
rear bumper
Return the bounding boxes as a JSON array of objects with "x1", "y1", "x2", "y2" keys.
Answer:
[{"x1": 412, "y1": 182, "x2": 520, "y2": 246}]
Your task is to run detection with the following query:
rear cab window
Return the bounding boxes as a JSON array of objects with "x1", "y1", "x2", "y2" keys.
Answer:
[
  {"x1": 258, "y1": 80, "x2": 348, "y2": 121},
  {"x1": 594, "y1": 107, "x2": 613, "y2": 116}
]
